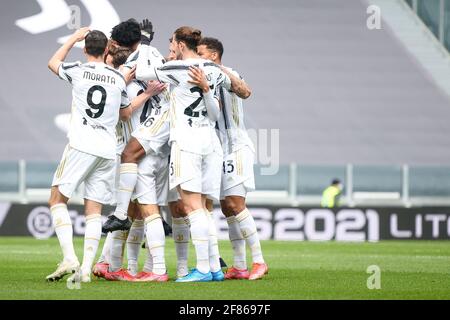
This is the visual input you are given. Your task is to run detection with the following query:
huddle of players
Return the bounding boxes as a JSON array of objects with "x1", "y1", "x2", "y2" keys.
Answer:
[{"x1": 46, "y1": 18, "x2": 268, "y2": 283}]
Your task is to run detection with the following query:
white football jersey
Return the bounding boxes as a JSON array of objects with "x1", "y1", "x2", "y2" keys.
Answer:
[
  {"x1": 58, "y1": 61, "x2": 129, "y2": 160},
  {"x1": 154, "y1": 58, "x2": 230, "y2": 155},
  {"x1": 124, "y1": 44, "x2": 166, "y2": 70},
  {"x1": 117, "y1": 79, "x2": 171, "y2": 154},
  {"x1": 216, "y1": 67, "x2": 255, "y2": 155},
  {"x1": 116, "y1": 45, "x2": 167, "y2": 154}
]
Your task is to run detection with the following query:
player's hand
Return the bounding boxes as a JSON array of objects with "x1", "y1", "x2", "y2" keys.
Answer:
[
  {"x1": 70, "y1": 27, "x2": 90, "y2": 43},
  {"x1": 146, "y1": 80, "x2": 166, "y2": 96},
  {"x1": 188, "y1": 66, "x2": 209, "y2": 92},
  {"x1": 122, "y1": 65, "x2": 136, "y2": 84},
  {"x1": 140, "y1": 19, "x2": 154, "y2": 45}
]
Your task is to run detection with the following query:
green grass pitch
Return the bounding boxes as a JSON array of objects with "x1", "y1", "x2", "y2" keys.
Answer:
[{"x1": 0, "y1": 237, "x2": 449, "y2": 299}]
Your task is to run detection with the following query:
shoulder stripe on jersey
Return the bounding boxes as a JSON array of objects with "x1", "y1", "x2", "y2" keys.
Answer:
[
  {"x1": 61, "y1": 62, "x2": 80, "y2": 70},
  {"x1": 204, "y1": 62, "x2": 220, "y2": 68},
  {"x1": 158, "y1": 65, "x2": 190, "y2": 71},
  {"x1": 158, "y1": 62, "x2": 220, "y2": 72},
  {"x1": 219, "y1": 87, "x2": 229, "y2": 130},
  {"x1": 136, "y1": 80, "x2": 147, "y2": 90},
  {"x1": 167, "y1": 74, "x2": 180, "y2": 85},
  {"x1": 128, "y1": 52, "x2": 139, "y2": 63},
  {"x1": 104, "y1": 66, "x2": 126, "y2": 82},
  {"x1": 66, "y1": 74, "x2": 72, "y2": 84}
]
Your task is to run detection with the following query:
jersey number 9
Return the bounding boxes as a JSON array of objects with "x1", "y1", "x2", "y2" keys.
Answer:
[{"x1": 86, "y1": 85, "x2": 107, "y2": 119}]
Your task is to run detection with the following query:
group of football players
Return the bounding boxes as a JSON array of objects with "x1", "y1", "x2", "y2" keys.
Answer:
[{"x1": 45, "y1": 18, "x2": 268, "y2": 283}]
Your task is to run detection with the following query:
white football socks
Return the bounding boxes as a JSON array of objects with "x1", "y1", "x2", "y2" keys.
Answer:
[
  {"x1": 172, "y1": 217, "x2": 190, "y2": 277},
  {"x1": 236, "y1": 208, "x2": 264, "y2": 264},
  {"x1": 50, "y1": 204, "x2": 78, "y2": 264},
  {"x1": 98, "y1": 231, "x2": 113, "y2": 264},
  {"x1": 126, "y1": 219, "x2": 144, "y2": 275},
  {"x1": 81, "y1": 214, "x2": 102, "y2": 275},
  {"x1": 114, "y1": 163, "x2": 138, "y2": 220},
  {"x1": 226, "y1": 215, "x2": 247, "y2": 270},
  {"x1": 188, "y1": 209, "x2": 210, "y2": 274},
  {"x1": 144, "y1": 215, "x2": 166, "y2": 275},
  {"x1": 109, "y1": 230, "x2": 128, "y2": 272},
  {"x1": 206, "y1": 211, "x2": 221, "y2": 273},
  {"x1": 143, "y1": 240, "x2": 153, "y2": 273}
]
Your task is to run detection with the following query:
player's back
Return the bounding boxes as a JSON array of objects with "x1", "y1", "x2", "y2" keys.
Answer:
[
  {"x1": 60, "y1": 61, "x2": 129, "y2": 159},
  {"x1": 216, "y1": 67, "x2": 254, "y2": 155},
  {"x1": 157, "y1": 58, "x2": 226, "y2": 155}
]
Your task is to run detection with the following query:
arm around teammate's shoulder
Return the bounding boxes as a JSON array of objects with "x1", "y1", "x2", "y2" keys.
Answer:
[{"x1": 220, "y1": 66, "x2": 252, "y2": 99}]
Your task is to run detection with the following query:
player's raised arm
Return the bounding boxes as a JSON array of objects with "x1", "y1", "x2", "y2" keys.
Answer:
[
  {"x1": 47, "y1": 27, "x2": 90, "y2": 75},
  {"x1": 220, "y1": 66, "x2": 252, "y2": 99},
  {"x1": 188, "y1": 66, "x2": 221, "y2": 121},
  {"x1": 135, "y1": 20, "x2": 159, "y2": 81}
]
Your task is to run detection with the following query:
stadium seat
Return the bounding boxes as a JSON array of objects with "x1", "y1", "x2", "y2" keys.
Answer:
[
  {"x1": 26, "y1": 161, "x2": 58, "y2": 189},
  {"x1": 409, "y1": 166, "x2": 450, "y2": 197},
  {"x1": 0, "y1": 161, "x2": 19, "y2": 192},
  {"x1": 297, "y1": 165, "x2": 346, "y2": 196}
]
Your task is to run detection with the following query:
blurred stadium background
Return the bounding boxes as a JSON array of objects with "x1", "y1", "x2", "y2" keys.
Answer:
[{"x1": 1, "y1": 0, "x2": 450, "y2": 241}]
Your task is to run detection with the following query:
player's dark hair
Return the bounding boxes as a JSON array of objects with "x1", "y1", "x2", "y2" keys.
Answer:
[
  {"x1": 111, "y1": 18, "x2": 141, "y2": 48},
  {"x1": 85, "y1": 30, "x2": 108, "y2": 57},
  {"x1": 107, "y1": 43, "x2": 132, "y2": 68},
  {"x1": 174, "y1": 26, "x2": 202, "y2": 51},
  {"x1": 198, "y1": 37, "x2": 224, "y2": 59}
]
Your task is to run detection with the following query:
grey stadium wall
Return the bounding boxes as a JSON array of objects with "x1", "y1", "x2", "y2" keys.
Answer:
[{"x1": 0, "y1": 0, "x2": 450, "y2": 165}]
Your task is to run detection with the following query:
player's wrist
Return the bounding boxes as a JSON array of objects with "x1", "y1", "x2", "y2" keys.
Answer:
[{"x1": 140, "y1": 33, "x2": 151, "y2": 45}]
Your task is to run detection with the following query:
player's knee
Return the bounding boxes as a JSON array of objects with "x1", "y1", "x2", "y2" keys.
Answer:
[
  {"x1": 121, "y1": 148, "x2": 137, "y2": 163},
  {"x1": 222, "y1": 198, "x2": 246, "y2": 216},
  {"x1": 48, "y1": 188, "x2": 66, "y2": 208}
]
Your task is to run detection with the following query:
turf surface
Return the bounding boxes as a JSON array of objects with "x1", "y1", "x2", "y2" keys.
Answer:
[{"x1": 0, "y1": 237, "x2": 449, "y2": 299}]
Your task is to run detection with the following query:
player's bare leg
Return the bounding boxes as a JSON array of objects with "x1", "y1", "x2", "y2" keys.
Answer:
[
  {"x1": 221, "y1": 196, "x2": 268, "y2": 280},
  {"x1": 205, "y1": 198, "x2": 224, "y2": 281},
  {"x1": 175, "y1": 188, "x2": 212, "y2": 282},
  {"x1": 46, "y1": 187, "x2": 79, "y2": 282},
  {"x1": 133, "y1": 203, "x2": 168, "y2": 282},
  {"x1": 170, "y1": 200, "x2": 190, "y2": 278},
  {"x1": 102, "y1": 138, "x2": 146, "y2": 232}
]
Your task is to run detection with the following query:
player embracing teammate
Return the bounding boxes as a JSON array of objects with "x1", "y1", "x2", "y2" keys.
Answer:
[{"x1": 46, "y1": 19, "x2": 268, "y2": 283}]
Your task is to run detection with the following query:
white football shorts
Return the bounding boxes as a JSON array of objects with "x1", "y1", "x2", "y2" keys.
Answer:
[
  {"x1": 131, "y1": 153, "x2": 169, "y2": 206},
  {"x1": 132, "y1": 110, "x2": 170, "y2": 157},
  {"x1": 220, "y1": 145, "x2": 256, "y2": 200},
  {"x1": 52, "y1": 145, "x2": 116, "y2": 204},
  {"x1": 169, "y1": 143, "x2": 222, "y2": 201}
]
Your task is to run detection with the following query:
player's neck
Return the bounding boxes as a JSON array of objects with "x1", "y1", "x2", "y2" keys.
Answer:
[
  {"x1": 182, "y1": 50, "x2": 200, "y2": 60},
  {"x1": 86, "y1": 56, "x2": 105, "y2": 64}
]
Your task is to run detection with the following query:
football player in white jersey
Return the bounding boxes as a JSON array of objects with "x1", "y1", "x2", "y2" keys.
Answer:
[
  {"x1": 136, "y1": 26, "x2": 230, "y2": 282},
  {"x1": 95, "y1": 39, "x2": 168, "y2": 281},
  {"x1": 100, "y1": 19, "x2": 173, "y2": 282},
  {"x1": 46, "y1": 28, "x2": 132, "y2": 283},
  {"x1": 197, "y1": 37, "x2": 268, "y2": 280}
]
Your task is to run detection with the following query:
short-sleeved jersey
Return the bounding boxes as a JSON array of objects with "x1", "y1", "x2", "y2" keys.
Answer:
[
  {"x1": 154, "y1": 58, "x2": 230, "y2": 155},
  {"x1": 117, "y1": 45, "x2": 170, "y2": 155},
  {"x1": 216, "y1": 67, "x2": 255, "y2": 155},
  {"x1": 124, "y1": 44, "x2": 166, "y2": 70},
  {"x1": 58, "y1": 61, "x2": 129, "y2": 160},
  {"x1": 116, "y1": 79, "x2": 171, "y2": 154}
]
